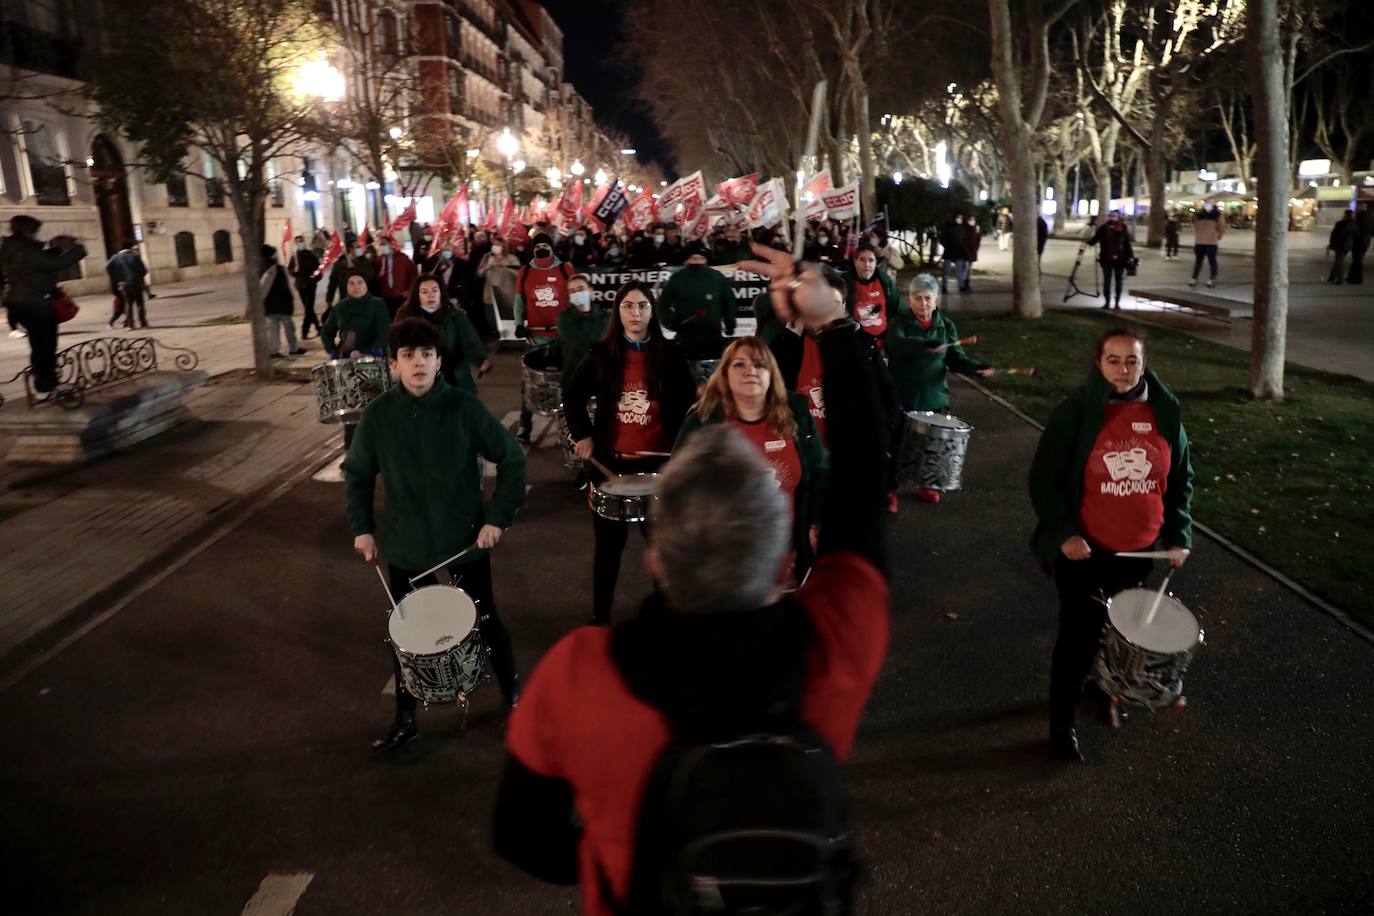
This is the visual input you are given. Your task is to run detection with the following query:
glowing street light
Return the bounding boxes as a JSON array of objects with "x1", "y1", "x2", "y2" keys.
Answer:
[
  {"x1": 892, "y1": 170, "x2": 903, "y2": 185},
  {"x1": 594, "y1": 168, "x2": 608, "y2": 186},
  {"x1": 546, "y1": 166, "x2": 562, "y2": 184},
  {"x1": 388, "y1": 126, "x2": 403, "y2": 140},
  {"x1": 512, "y1": 159, "x2": 526, "y2": 174},
  {"x1": 497, "y1": 128, "x2": 519, "y2": 159},
  {"x1": 570, "y1": 160, "x2": 585, "y2": 176},
  {"x1": 295, "y1": 53, "x2": 345, "y2": 102},
  {"x1": 619, "y1": 148, "x2": 636, "y2": 155},
  {"x1": 465, "y1": 148, "x2": 481, "y2": 159}
]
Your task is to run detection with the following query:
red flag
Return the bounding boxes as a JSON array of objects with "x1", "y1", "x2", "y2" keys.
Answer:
[
  {"x1": 430, "y1": 192, "x2": 463, "y2": 251},
  {"x1": 623, "y1": 188, "x2": 657, "y2": 233},
  {"x1": 456, "y1": 186, "x2": 470, "y2": 226},
  {"x1": 684, "y1": 206, "x2": 713, "y2": 241},
  {"x1": 504, "y1": 219, "x2": 529, "y2": 248},
  {"x1": 556, "y1": 180, "x2": 584, "y2": 230},
  {"x1": 583, "y1": 183, "x2": 611, "y2": 231},
  {"x1": 314, "y1": 230, "x2": 344, "y2": 278},
  {"x1": 483, "y1": 202, "x2": 498, "y2": 231},
  {"x1": 804, "y1": 169, "x2": 833, "y2": 199},
  {"x1": 718, "y1": 173, "x2": 760, "y2": 207},
  {"x1": 281, "y1": 217, "x2": 293, "y2": 255},
  {"x1": 387, "y1": 198, "x2": 418, "y2": 234},
  {"x1": 355, "y1": 224, "x2": 370, "y2": 251},
  {"x1": 498, "y1": 198, "x2": 515, "y2": 236}
]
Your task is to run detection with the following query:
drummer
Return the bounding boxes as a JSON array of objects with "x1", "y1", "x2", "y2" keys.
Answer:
[
  {"x1": 847, "y1": 246, "x2": 899, "y2": 348},
  {"x1": 554, "y1": 274, "x2": 608, "y2": 391},
  {"x1": 676, "y1": 337, "x2": 827, "y2": 580},
  {"x1": 322, "y1": 268, "x2": 390, "y2": 360},
  {"x1": 886, "y1": 274, "x2": 995, "y2": 506},
  {"x1": 564, "y1": 281, "x2": 696, "y2": 626},
  {"x1": 657, "y1": 240, "x2": 736, "y2": 360},
  {"x1": 394, "y1": 273, "x2": 492, "y2": 395},
  {"x1": 1028, "y1": 327, "x2": 1194, "y2": 762},
  {"x1": 514, "y1": 233, "x2": 577, "y2": 442},
  {"x1": 343, "y1": 317, "x2": 528, "y2": 753}
]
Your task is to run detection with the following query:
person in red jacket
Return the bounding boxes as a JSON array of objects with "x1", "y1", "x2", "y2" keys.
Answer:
[
  {"x1": 374, "y1": 235, "x2": 416, "y2": 319},
  {"x1": 493, "y1": 244, "x2": 891, "y2": 915}
]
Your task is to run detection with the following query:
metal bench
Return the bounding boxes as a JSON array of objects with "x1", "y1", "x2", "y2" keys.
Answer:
[
  {"x1": 1130, "y1": 288, "x2": 1254, "y2": 326},
  {"x1": 1, "y1": 336, "x2": 200, "y2": 409}
]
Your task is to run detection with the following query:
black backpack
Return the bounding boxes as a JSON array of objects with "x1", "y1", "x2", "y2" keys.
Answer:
[{"x1": 611, "y1": 722, "x2": 858, "y2": 915}]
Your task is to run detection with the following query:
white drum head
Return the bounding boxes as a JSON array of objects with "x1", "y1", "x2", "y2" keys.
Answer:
[
  {"x1": 388, "y1": 585, "x2": 478, "y2": 654},
  {"x1": 907, "y1": 411, "x2": 972, "y2": 431},
  {"x1": 601, "y1": 474, "x2": 660, "y2": 497},
  {"x1": 1107, "y1": 588, "x2": 1200, "y2": 653}
]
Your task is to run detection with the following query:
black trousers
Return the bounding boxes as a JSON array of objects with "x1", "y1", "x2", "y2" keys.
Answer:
[
  {"x1": 1165, "y1": 235, "x2": 1180, "y2": 257},
  {"x1": 590, "y1": 454, "x2": 663, "y2": 623},
  {"x1": 7, "y1": 300, "x2": 59, "y2": 392},
  {"x1": 1328, "y1": 251, "x2": 1350, "y2": 283},
  {"x1": 298, "y1": 282, "x2": 320, "y2": 337},
  {"x1": 120, "y1": 281, "x2": 147, "y2": 328},
  {"x1": 1348, "y1": 246, "x2": 1367, "y2": 284},
  {"x1": 1102, "y1": 264, "x2": 1125, "y2": 304},
  {"x1": 1049, "y1": 554, "x2": 1153, "y2": 730},
  {"x1": 386, "y1": 555, "x2": 518, "y2": 719}
]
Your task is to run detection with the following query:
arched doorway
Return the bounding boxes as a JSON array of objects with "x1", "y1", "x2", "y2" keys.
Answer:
[{"x1": 91, "y1": 135, "x2": 134, "y2": 258}]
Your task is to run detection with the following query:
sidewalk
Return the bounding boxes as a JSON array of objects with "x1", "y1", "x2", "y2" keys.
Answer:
[
  {"x1": 901, "y1": 229, "x2": 1374, "y2": 382},
  {"x1": 0, "y1": 377, "x2": 339, "y2": 661}
]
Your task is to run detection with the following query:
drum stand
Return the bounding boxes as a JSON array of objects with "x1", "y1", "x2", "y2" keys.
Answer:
[{"x1": 1063, "y1": 240, "x2": 1101, "y2": 302}]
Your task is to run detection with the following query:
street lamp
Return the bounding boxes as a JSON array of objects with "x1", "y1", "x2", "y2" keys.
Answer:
[
  {"x1": 513, "y1": 159, "x2": 526, "y2": 174},
  {"x1": 388, "y1": 126, "x2": 403, "y2": 140},
  {"x1": 570, "y1": 160, "x2": 585, "y2": 177},
  {"x1": 497, "y1": 128, "x2": 519, "y2": 198},
  {"x1": 295, "y1": 53, "x2": 345, "y2": 102},
  {"x1": 594, "y1": 168, "x2": 607, "y2": 186}
]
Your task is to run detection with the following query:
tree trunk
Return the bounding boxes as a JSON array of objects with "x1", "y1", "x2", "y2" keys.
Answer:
[
  {"x1": 1247, "y1": 0, "x2": 1288, "y2": 401},
  {"x1": 825, "y1": 134, "x2": 846, "y2": 187},
  {"x1": 236, "y1": 212, "x2": 272, "y2": 381},
  {"x1": 987, "y1": 0, "x2": 1043, "y2": 319},
  {"x1": 855, "y1": 87, "x2": 876, "y2": 223},
  {"x1": 1145, "y1": 111, "x2": 1168, "y2": 248}
]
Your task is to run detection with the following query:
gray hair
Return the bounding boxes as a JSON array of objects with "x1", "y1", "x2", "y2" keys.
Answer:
[
  {"x1": 651, "y1": 424, "x2": 791, "y2": 615},
  {"x1": 908, "y1": 273, "x2": 940, "y2": 299}
]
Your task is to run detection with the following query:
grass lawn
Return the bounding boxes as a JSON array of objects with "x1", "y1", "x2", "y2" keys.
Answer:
[{"x1": 948, "y1": 308, "x2": 1374, "y2": 623}]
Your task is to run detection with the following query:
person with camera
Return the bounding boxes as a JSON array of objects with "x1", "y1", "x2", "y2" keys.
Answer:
[{"x1": 1089, "y1": 210, "x2": 1135, "y2": 311}]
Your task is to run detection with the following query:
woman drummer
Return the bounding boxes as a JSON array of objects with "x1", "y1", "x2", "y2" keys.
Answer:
[
  {"x1": 322, "y1": 268, "x2": 390, "y2": 360},
  {"x1": 394, "y1": 273, "x2": 492, "y2": 394},
  {"x1": 565, "y1": 280, "x2": 696, "y2": 626},
  {"x1": 676, "y1": 337, "x2": 828, "y2": 580},
  {"x1": 1028, "y1": 327, "x2": 1194, "y2": 762},
  {"x1": 886, "y1": 274, "x2": 995, "y2": 506}
]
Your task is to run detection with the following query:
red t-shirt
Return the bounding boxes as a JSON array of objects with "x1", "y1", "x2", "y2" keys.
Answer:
[
  {"x1": 505, "y1": 552, "x2": 889, "y2": 916},
  {"x1": 519, "y1": 261, "x2": 574, "y2": 332},
  {"x1": 611, "y1": 349, "x2": 670, "y2": 455},
  {"x1": 729, "y1": 416, "x2": 802, "y2": 519},
  {"x1": 1078, "y1": 400, "x2": 1171, "y2": 551},
  {"x1": 794, "y1": 335, "x2": 827, "y2": 445},
  {"x1": 852, "y1": 276, "x2": 888, "y2": 343}
]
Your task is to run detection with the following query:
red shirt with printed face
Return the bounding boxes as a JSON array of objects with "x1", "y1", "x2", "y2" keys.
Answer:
[
  {"x1": 852, "y1": 276, "x2": 888, "y2": 343},
  {"x1": 1078, "y1": 400, "x2": 1171, "y2": 551},
  {"x1": 611, "y1": 349, "x2": 669, "y2": 455},
  {"x1": 518, "y1": 261, "x2": 573, "y2": 332},
  {"x1": 729, "y1": 416, "x2": 803, "y2": 520},
  {"x1": 794, "y1": 335, "x2": 827, "y2": 445}
]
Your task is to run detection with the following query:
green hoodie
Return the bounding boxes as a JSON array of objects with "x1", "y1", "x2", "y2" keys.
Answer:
[
  {"x1": 1027, "y1": 368, "x2": 1194, "y2": 565},
  {"x1": 343, "y1": 378, "x2": 526, "y2": 570},
  {"x1": 322, "y1": 294, "x2": 390, "y2": 355},
  {"x1": 555, "y1": 306, "x2": 611, "y2": 388},
  {"x1": 658, "y1": 265, "x2": 736, "y2": 353},
  {"x1": 885, "y1": 308, "x2": 984, "y2": 411}
]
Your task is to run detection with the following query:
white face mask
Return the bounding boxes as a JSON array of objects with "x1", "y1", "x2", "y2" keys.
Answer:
[
  {"x1": 818, "y1": 236, "x2": 829, "y2": 246},
  {"x1": 574, "y1": 235, "x2": 586, "y2": 246},
  {"x1": 440, "y1": 250, "x2": 453, "y2": 261},
  {"x1": 609, "y1": 247, "x2": 621, "y2": 258},
  {"x1": 354, "y1": 248, "x2": 364, "y2": 257},
  {"x1": 570, "y1": 290, "x2": 592, "y2": 311},
  {"x1": 378, "y1": 244, "x2": 392, "y2": 256},
  {"x1": 421, "y1": 302, "x2": 441, "y2": 314},
  {"x1": 654, "y1": 234, "x2": 666, "y2": 244}
]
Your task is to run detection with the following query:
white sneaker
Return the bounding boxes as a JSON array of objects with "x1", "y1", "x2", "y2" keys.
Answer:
[
  {"x1": 1206, "y1": 279, "x2": 1215, "y2": 289},
  {"x1": 8, "y1": 328, "x2": 25, "y2": 339},
  {"x1": 1188, "y1": 278, "x2": 1197, "y2": 288}
]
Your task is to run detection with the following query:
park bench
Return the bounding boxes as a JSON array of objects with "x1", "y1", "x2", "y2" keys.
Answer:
[
  {"x1": 0, "y1": 336, "x2": 208, "y2": 464},
  {"x1": 1130, "y1": 287, "x2": 1254, "y2": 325}
]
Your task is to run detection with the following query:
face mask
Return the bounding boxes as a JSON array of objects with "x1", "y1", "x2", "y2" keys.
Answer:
[
  {"x1": 570, "y1": 290, "x2": 592, "y2": 311},
  {"x1": 654, "y1": 234, "x2": 666, "y2": 244},
  {"x1": 354, "y1": 248, "x2": 364, "y2": 257},
  {"x1": 491, "y1": 247, "x2": 504, "y2": 256},
  {"x1": 440, "y1": 249, "x2": 453, "y2": 261},
  {"x1": 378, "y1": 244, "x2": 392, "y2": 256},
  {"x1": 818, "y1": 236, "x2": 829, "y2": 246},
  {"x1": 421, "y1": 302, "x2": 441, "y2": 314},
  {"x1": 609, "y1": 247, "x2": 621, "y2": 258},
  {"x1": 687, "y1": 261, "x2": 706, "y2": 270},
  {"x1": 534, "y1": 247, "x2": 552, "y2": 259},
  {"x1": 574, "y1": 235, "x2": 586, "y2": 246}
]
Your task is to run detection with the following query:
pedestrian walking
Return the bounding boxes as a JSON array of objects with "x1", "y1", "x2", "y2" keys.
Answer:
[
  {"x1": 1037, "y1": 215, "x2": 1049, "y2": 263},
  {"x1": 289, "y1": 234, "x2": 322, "y2": 339},
  {"x1": 0, "y1": 215, "x2": 87, "y2": 395},
  {"x1": 104, "y1": 246, "x2": 128, "y2": 328},
  {"x1": 259, "y1": 244, "x2": 305, "y2": 358},
  {"x1": 477, "y1": 237, "x2": 519, "y2": 338},
  {"x1": 1327, "y1": 210, "x2": 1356, "y2": 285},
  {"x1": 494, "y1": 249, "x2": 889, "y2": 916},
  {"x1": 938, "y1": 214, "x2": 968, "y2": 294},
  {"x1": 962, "y1": 213, "x2": 981, "y2": 292},
  {"x1": 1348, "y1": 202, "x2": 1371, "y2": 285},
  {"x1": 1089, "y1": 210, "x2": 1135, "y2": 310},
  {"x1": 374, "y1": 236, "x2": 416, "y2": 319},
  {"x1": 1164, "y1": 212, "x2": 1181, "y2": 260},
  {"x1": 996, "y1": 207, "x2": 1012, "y2": 251},
  {"x1": 108, "y1": 242, "x2": 152, "y2": 329},
  {"x1": 1188, "y1": 200, "x2": 1225, "y2": 288},
  {"x1": 1028, "y1": 327, "x2": 1194, "y2": 763}
]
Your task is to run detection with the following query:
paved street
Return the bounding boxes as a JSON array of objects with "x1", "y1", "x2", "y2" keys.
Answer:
[{"x1": 1, "y1": 351, "x2": 1371, "y2": 915}]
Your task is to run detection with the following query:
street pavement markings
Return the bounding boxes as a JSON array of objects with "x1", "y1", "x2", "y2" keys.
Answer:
[
  {"x1": 311, "y1": 453, "x2": 346, "y2": 483},
  {"x1": 240, "y1": 872, "x2": 314, "y2": 916}
]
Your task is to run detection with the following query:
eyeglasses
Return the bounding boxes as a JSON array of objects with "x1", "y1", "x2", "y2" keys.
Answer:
[{"x1": 620, "y1": 301, "x2": 652, "y2": 313}]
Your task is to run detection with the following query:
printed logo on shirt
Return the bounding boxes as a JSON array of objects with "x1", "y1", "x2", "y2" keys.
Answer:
[
  {"x1": 765, "y1": 438, "x2": 786, "y2": 452},
  {"x1": 1100, "y1": 446, "x2": 1157, "y2": 495},
  {"x1": 534, "y1": 285, "x2": 557, "y2": 304},
  {"x1": 1132, "y1": 421, "x2": 1153, "y2": 433},
  {"x1": 617, "y1": 387, "x2": 652, "y2": 425},
  {"x1": 858, "y1": 304, "x2": 883, "y2": 327},
  {"x1": 807, "y1": 385, "x2": 825, "y2": 411}
]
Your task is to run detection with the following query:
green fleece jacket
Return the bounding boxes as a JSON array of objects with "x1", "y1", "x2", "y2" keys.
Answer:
[
  {"x1": 886, "y1": 308, "x2": 984, "y2": 411},
  {"x1": 555, "y1": 307, "x2": 611, "y2": 388},
  {"x1": 658, "y1": 265, "x2": 736, "y2": 353},
  {"x1": 343, "y1": 379, "x2": 526, "y2": 570},
  {"x1": 439, "y1": 309, "x2": 488, "y2": 395},
  {"x1": 322, "y1": 294, "x2": 390, "y2": 355},
  {"x1": 674, "y1": 394, "x2": 828, "y2": 558},
  {"x1": 1027, "y1": 368, "x2": 1194, "y2": 565}
]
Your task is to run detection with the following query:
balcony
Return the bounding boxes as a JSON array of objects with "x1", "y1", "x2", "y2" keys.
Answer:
[
  {"x1": 460, "y1": 52, "x2": 504, "y2": 88},
  {"x1": 460, "y1": 5, "x2": 504, "y2": 46}
]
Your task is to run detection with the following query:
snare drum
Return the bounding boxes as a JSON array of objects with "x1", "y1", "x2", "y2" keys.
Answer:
[
  {"x1": 311, "y1": 357, "x2": 393, "y2": 425},
  {"x1": 687, "y1": 359, "x2": 720, "y2": 386},
  {"x1": 387, "y1": 585, "x2": 488, "y2": 705},
  {"x1": 591, "y1": 473, "x2": 660, "y2": 523},
  {"x1": 1093, "y1": 588, "x2": 1204, "y2": 709},
  {"x1": 521, "y1": 344, "x2": 562, "y2": 416},
  {"x1": 896, "y1": 411, "x2": 974, "y2": 492}
]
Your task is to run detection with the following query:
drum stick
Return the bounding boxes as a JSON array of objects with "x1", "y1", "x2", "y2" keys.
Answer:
[
  {"x1": 793, "y1": 80, "x2": 829, "y2": 263},
  {"x1": 631, "y1": 450, "x2": 673, "y2": 458},
  {"x1": 409, "y1": 543, "x2": 479, "y2": 586},
  {"x1": 1001, "y1": 367, "x2": 1038, "y2": 376},
  {"x1": 1142, "y1": 571, "x2": 1174, "y2": 629},
  {"x1": 586, "y1": 454, "x2": 618, "y2": 481},
  {"x1": 954, "y1": 335, "x2": 978, "y2": 347},
  {"x1": 1114, "y1": 550, "x2": 1172, "y2": 559},
  {"x1": 376, "y1": 565, "x2": 402, "y2": 619}
]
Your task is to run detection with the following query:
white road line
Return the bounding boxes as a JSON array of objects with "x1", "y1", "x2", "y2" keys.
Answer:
[
  {"x1": 240, "y1": 872, "x2": 313, "y2": 916},
  {"x1": 311, "y1": 454, "x2": 346, "y2": 483}
]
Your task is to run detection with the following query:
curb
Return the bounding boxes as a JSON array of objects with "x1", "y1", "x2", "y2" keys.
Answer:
[
  {"x1": 0, "y1": 437, "x2": 344, "y2": 694},
  {"x1": 954, "y1": 373, "x2": 1374, "y2": 647}
]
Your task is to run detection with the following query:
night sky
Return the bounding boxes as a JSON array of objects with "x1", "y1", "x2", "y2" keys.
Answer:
[{"x1": 542, "y1": 0, "x2": 675, "y2": 178}]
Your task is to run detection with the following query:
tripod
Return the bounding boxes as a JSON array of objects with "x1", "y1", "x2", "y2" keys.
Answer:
[{"x1": 1063, "y1": 238, "x2": 1101, "y2": 302}]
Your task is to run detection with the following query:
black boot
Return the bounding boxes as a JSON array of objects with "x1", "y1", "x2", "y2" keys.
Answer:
[
  {"x1": 371, "y1": 714, "x2": 418, "y2": 754},
  {"x1": 1050, "y1": 727, "x2": 1084, "y2": 762}
]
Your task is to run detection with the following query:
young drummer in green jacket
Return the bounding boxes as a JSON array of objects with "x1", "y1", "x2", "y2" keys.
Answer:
[
  {"x1": 322, "y1": 269, "x2": 390, "y2": 358},
  {"x1": 554, "y1": 274, "x2": 609, "y2": 389},
  {"x1": 1028, "y1": 328, "x2": 1193, "y2": 764},
  {"x1": 394, "y1": 273, "x2": 491, "y2": 395},
  {"x1": 343, "y1": 317, "x2": 528, "y2": 754},
  {"x1": 675, "y1": 336, "x2": 828, "y2": 580},
  {"x1": 657, "y1": 240, "x2": 736, "y2": 359},
  {"x1": 886, "y1": 274, "x2": 995, "y2": 505}
]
